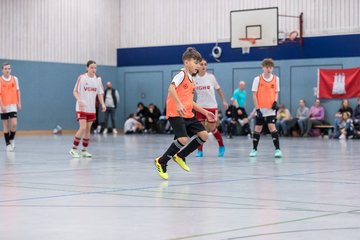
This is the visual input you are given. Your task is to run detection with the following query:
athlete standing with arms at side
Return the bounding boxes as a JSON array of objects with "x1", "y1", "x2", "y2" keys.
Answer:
[
  {"x1": 0, "y1": 63, "x2": 21, "y2": 152},
  {"x1": 194, "y1": 59, "x2": 228, "y2": 157},
  {"x1": 249, "y1": 58, "x2": 282, "y2": 158},
  {"x1": 69, "y1": 60, "x2": 106, "y2": 158}
]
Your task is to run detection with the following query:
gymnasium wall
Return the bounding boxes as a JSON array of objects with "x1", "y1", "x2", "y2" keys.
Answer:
[
  {"x1": 0, "y1": 0, "x2": 120, "y2": 66},
  {"x1": 120, "y1": 0, "x2": 360, "y2": 48},
  {"x1": 0, "y1": 59, "x2": 118, "y2": 130},
  {"x1": 117, "y1": 56, "x2": 360, "y2": 126},
  {"x1": 117, "y1": 34, "x2": 360, "y2": 126}
]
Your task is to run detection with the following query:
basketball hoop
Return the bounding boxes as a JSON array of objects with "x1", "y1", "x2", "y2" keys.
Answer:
[{"x1": 239, "y1": 38, "x2": 256, "y2": 54}]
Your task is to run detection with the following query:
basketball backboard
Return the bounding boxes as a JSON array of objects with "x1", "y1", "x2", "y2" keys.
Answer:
[{"x1": 230, "y1": 7, "x2": 278, "y2": 48}]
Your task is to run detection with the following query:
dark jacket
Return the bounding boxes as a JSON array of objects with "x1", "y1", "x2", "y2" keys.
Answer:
[{"x1": 104, "y1": 88, "x2": 118, "y2": 108}]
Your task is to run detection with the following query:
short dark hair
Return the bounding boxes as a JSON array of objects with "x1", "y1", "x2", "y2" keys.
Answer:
[
  {"x1": 86, "y1": 60, "x2": 96, "y2": 67},
  {"x1": 261, "y1": 58, "x2": 274, "y2": 67},
  {"x1": 182, "y1": 47, "x2": 202, "y2": 62},
  {"x1": 2, "y1": 62, "x2": 10, "y2": 69}
]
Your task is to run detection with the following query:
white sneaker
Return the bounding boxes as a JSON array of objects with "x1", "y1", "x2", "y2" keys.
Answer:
[
  {"x1": 103, "y1": 128, "x2": 108, "y2": 134},
  {"x1": 10, "y1": 140, "x2": 15, "y2": 149},
  {"x1": 339, "y1": 134, "x2": 346, "y2": 140},
  {"x1": 6, "y1": 144, "x2": 14, "y2": 152},
  {"x1": 69, "y1": 148, "x2": 80, "y2": 158},
  {"x1": 113, "y1": 129, "x2": 118, "y2": 134},
  {"x1": 81, "y1": 150, "x2": 92, "y2": 158}
]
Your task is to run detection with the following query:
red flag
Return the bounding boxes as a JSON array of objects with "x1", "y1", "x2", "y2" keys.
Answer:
[{"x1": 317, "y1": 67, "x2": 360, "y2": 99}]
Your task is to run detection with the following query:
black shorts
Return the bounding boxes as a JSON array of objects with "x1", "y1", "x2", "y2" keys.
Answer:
[
  {"x1": 1, "y1": 112, "x2": 17, "y2": 120},
  {"x1": 168, "y1": 117, "x2": 206, "y2": 138},
  {"x1": 255, "y1": 115, "x2": 276, "y2": 126}
]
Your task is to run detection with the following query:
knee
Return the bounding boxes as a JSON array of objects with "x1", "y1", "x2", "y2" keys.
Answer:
[
  {"x1": 198, "y1": 131, "x2": 208, "y2": 141},
  {"x1": 177, "y1": 137, "x2": 188, "y2": 146},
  {"x1": 10, "y1": 124, "x2": 17, "y2": 131},
  {"x1": 79, "y1": 126, "x2": 87, "y2": 132}
]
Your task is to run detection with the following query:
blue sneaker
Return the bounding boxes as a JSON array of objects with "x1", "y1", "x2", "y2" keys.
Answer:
[
  {"x1": 218, "y1": 146, "x2": 225, "y2": 157},
  {"x1": 195, "y1": 150, "x2": 203, "y2": 157},
  {"x1": 249, "y1": 149, "x2": 257, "y2": 157},
  {"x1": 275, "y1": 149, "x2": 282, "y2": 158}
]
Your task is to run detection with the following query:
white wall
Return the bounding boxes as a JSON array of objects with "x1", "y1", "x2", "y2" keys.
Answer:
[
  {"x1": 0, "y1": 0, "x2": 358, "y2": 64},
  {"x1": 0, "y1": 0, "x2": 120, "y2": 65},
  {"x1": 120, "y1": 0, "x2": 360, "y2": 48}
]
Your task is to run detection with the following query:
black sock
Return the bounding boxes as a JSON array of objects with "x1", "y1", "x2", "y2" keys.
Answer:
[
  {"x1": 159, "y1": 140, "x2": 184, "y2": 165},
  {"x1": 271, "y1": 131, "x2": 280, "y2": 149},
  {"x1": 9, "y1": 131, "x2": 16, "y2": 141},
  {"x1": 4, "y1": 132, "x2": 10, "y2": 145},
  {"x1": 177, "y1": 136, "x2": 206, "y2": 159},
  {"x1": 252, "y1": 132, "x2": 260, "y2": 150}
]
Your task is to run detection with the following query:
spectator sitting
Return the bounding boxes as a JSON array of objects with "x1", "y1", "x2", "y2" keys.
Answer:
[
  {"x1": 353, "y1": 97, "x2": 360, "y2": 130},
  {"x1": 147, "y1": 103, "x2": 161, "y2": 133},
  {"x1": 334, "y1": 99, "x2": 353, "y2": 135},
  {"x1": 296, "y1": 99, "x2": 310, "y2": 136},
  {"x1": 304, "y1": 99, "x2": 327, "y2": 137},
  {"x1": 235, "y1": 107, "x2": 251, "y2": 136},
  {"x1": 275, "y1": 104, "x2": 292, "y2": 136},
  {"x1": 136, "y1": 102, "x2": 150, "y2": 130},
  {"x1": 124, "y1": 113, "x2": 144, "y2": 134},
  {"x1": 335, "y1": 112, "x2": 354, "y2": 140},
  {"x1": 221, "y1": 98, "x2": 237, "y2": 138}
]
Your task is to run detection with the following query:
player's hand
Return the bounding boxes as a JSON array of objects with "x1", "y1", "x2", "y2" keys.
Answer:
[
  {"x1": 1, "y1": 106, "x2": 6, "y2": 112},
  {"x1": 205, "y1": 111, "x2": 216, "y2": 122},
  {"x1": 256, "y1": 109, "x2": 263, "y2": 118},
  {"x1": 271, "y1": 101, "x2": 278, "y2": 110},
  {"x1": 222, "y1": 100, "x2": 229, "y2": 110},
  {"x1": 78, "y1": 100, "x2": 86, "y2": 111},
  {"x1": 17, "y1": 103, "x2": 21, "y2": 111},
  {"x1": 176, "y1": 103, "x2": 185, "y2": 117},
  {"x1": 101, "y1": 104, "x2": 106, "y2": 112}
]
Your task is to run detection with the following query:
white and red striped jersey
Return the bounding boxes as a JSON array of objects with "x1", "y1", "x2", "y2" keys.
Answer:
[
  {"x1": 73, "y1": 74, "x2": 104, "y2": 113},
  {"x1": 194, "y1": 72, "x2": 220, "y2": 108}
]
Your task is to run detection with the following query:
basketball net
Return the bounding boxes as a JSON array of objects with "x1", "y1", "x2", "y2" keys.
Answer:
[{"x1": 239, "y1": 38, "x2": 256, "y2": 54}]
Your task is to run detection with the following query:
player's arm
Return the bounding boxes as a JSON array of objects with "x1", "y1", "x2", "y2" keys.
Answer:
[
  {"x1": 216, "y1": 88, "x2": 228, "y2": 109},
  {"x1": 252, "y1": 92, "x2": 259, "y2": 109},
  {"x1": 0, "y1": 87, "x2": 4, "y2": 112},
  {"x1": 253, "y1": 91, "x2": 263, "y2": 118},
  {"x1": 168, "y1": 83, "x2": 185, "y2": 116},
  {"x1": 193, "y1": 101, "x2": 215, "y2": 122},
  {"x1": 17, "y1": 90, "x2": 21, "y2": 111}
]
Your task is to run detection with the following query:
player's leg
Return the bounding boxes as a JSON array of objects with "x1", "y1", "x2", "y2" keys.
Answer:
[
  {"x1": 2, "y1": 114, "x2": 12, "y2": 151},
  {"x1": 249, "y1": 117, "x2": 264, "y2": 157},
  {"x1": 267, "y1": 116, "x2": 282, "y2": 158},
  {"x1": 81, "y1": 120, "x2": 93, "y2": 157},
  {"x1": 206, "y1": 118, "x2": 225, "y2": 157},
  {"x1": 69, "y1": 118, "x2": 87, "y2": 158},
  {"x1": 155, "y1": 117, "x2": 187, "y2": 179},
  {"x1": 195, "y1": 111, "x2": 207, "y2": 157},
  {"x1": 174, "y1": 118, "x2": 207, "y2": 169},
  {"x1": 9, "y1": 113, "x2": 17, "y2": 149}
]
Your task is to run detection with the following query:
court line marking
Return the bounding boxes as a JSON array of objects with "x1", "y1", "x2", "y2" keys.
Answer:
[
  {"x1": 221, "y1": 227, "x2": 360, "y2": 239},
  {"x1": 169, "y1": 212, "x2": 344, "y2": 240}
]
